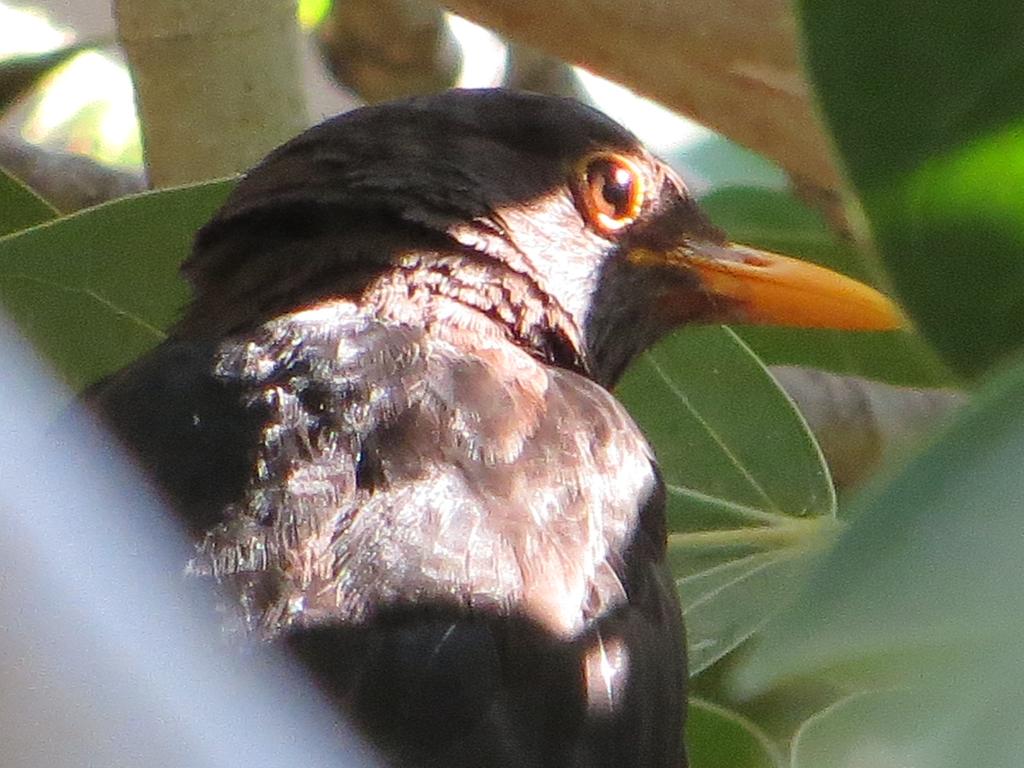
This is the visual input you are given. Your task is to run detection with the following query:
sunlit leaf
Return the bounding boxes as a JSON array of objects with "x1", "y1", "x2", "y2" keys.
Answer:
[
  {"x1": 0, "y1": 179, "x2": 233, "y2": 388},
  {"x1": 298, "y1": 0, "x2": 332, "y2": 28},
  {"x1": 617, "y1": 326, "x2": 837, "y2": 670},
  {"x1": 0, "y1": 166, "x2": 57, "y2": 236},
  {"x1": 687, "y1": 697, "x2": 782, "y2": 768},
  {"x1": 800, "y1": 1, "x2": 1024, "y2": 377},
  {"x1": 736, "y1": 351, "x2": 1024, "y2": 768}
]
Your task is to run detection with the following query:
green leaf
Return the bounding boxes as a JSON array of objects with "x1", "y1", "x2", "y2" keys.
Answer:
[
  {"x1": 0, "y1": 166, "x2": 58, "y2": 236},
  {"x1": 735, "y1": 350, "x2": 1024, "y2": 768},
  {"x1": 701, "y1": 186, "x2": 954, "y2": 388},
  {"x1": 622, "y1": 327, "x2": 835, "y2": 525},
  {"x1": 790, "y1": 689, "x2": 938, "y2": 768},
  {"x1": 680, "y1": 548, "x2": 822, "y2": 675},
  {"x1": 0, "y1": 179, "x2": 234, "y2": 388},
  {"x1": 687, "y1": 697, "x2": 781, "y2": 768},
  {"x1": 617, "y1": 326, "x2": 838, "y2": 672},
  {"x1": 799, "y1": 1, "x2": 1024, "y2": 377}
]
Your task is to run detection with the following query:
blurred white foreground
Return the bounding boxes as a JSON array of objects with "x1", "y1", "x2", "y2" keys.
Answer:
[{"x1": 0, "y1": 317, "x2": 378, "y2": 768}]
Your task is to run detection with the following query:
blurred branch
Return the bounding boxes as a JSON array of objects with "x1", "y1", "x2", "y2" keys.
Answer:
[
  {"x1": 114, "y1": 0, "x2": 309, "y2": 187},
  {"x1": 439, "y1": 0, "x2": 841, "y2": 190},
  {"x1": 317, "y1": 0, "x2": 460, "y2": 103},
  {"x1": 0, "y1": 135, "x2": 144, "y2": 212},
  {"x1": 770, "y1": 365, "x2": 967, "y2": 489}
]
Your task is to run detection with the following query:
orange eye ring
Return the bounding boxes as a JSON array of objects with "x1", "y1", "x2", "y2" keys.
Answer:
[{"x1": 574, "y1": 152, "x2": 646, "y2": 235}]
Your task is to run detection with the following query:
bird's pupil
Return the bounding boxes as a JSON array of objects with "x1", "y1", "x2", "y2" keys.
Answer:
[{"x1": 592, "y1": 161, "x2": 632, "y2": 218}]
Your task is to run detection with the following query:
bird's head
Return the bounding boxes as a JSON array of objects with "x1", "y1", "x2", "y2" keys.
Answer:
[{"x1": 182, "y1": 88, "x2": 901, "y2": 386}]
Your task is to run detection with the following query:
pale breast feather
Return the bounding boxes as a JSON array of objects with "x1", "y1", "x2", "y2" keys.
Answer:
[{"x1": 195, "y1": 298, "x2": 661, "y2": 640}]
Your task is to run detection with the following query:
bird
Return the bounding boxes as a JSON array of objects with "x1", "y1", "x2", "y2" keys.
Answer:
[{"x1": 87, "y1": 89, "x2": 901, "y2": 768}]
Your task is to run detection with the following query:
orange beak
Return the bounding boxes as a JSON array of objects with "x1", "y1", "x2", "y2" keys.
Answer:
[{"x1": 633, "y1": 241, "x2": 904, "y2": 331}]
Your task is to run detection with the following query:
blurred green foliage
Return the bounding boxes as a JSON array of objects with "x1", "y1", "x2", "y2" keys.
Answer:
[
  {"x1": 735, "y1": 2, "x2": 1024, "y2": 766},
  {"x1": 801, "y1": 0, "x2": 1024, "y2": 378}
]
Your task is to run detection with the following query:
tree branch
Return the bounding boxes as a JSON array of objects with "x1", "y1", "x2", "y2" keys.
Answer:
[
  {"x1": 114, "y1": 0, "x2": 309, "y2": 187},
  {"x1": 771, "y1": 366, "x2": 966, "y2": 489},
  {"x1": 440, "y1": 0, "x2": 840, "y2": 189},
  {"x1": 0, "y1": 136, "x2": 145, "y2": 213}
]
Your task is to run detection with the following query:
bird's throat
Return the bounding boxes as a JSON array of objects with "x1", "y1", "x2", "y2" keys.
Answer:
[{"x1": 365, "y1": 252, "x2": 589, "y2": 377}]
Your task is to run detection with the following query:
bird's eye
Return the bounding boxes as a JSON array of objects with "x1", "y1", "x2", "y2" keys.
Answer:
[{"x1": 576, "y1": 153, "x2": 645, "y2": 234}]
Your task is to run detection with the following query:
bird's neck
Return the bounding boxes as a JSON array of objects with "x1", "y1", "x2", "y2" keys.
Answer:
[
  {"x1": 178, "y1": 216, "x2": 587, "y2": 381},
  {"x1": 363, "y1": 250, "x2": 589, "y2": 376}
]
